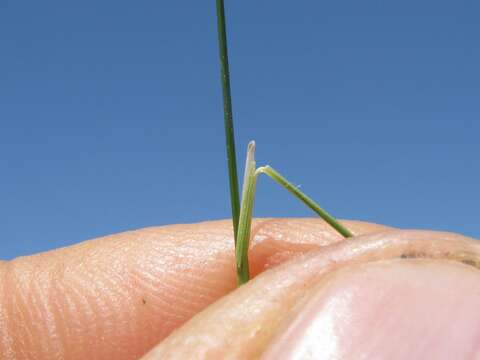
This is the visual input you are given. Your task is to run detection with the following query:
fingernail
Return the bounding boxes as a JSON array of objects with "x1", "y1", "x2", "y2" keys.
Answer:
[{"x1": 262, "y1": 260, "x2": 480, "y2": 360}]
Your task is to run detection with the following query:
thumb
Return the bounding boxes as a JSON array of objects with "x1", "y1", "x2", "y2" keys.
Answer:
[{"x1": 143, "y1": 229, "x2": 480, "y2": 359}]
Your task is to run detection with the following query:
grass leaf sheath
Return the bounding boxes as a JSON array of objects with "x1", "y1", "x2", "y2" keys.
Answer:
[
  {"x1": 215, "y1": 0, "x2": 241, "y2": 243},
  {"x1": 236, "y1": 141, "x2": 257, "y2": 285}
]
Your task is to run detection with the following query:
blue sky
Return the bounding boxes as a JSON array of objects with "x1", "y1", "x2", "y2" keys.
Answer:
[{"x1": 1, "y1": 1, "x2": 479, "y2": 259}]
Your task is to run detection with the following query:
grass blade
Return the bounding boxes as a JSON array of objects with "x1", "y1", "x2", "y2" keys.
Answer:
[
  {"x1": 215, "y1": 0, "x2": 241, "y2": 243},
  {"x1": 236, "y1": 141, "x2": 257, "y2": 285},
  {"x1": 256, "y1": 166, "x2": 353, "y2": 238}
]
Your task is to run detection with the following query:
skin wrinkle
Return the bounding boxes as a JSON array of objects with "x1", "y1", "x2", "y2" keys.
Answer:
[
  {"x1": 107, "y1": 255, "x2": 169, "y2": 359},
  {"x1": 50, "y1": 272, "x2": 72, "y2": 359},
  {"x1": 91, "y1": 277, "x2": 125, "y2": 358},
  {"x1": 136, "y1": 300, "x2": 156, "y2": 356},
  {"x1": 129, "y1": 272, "x2": 185, "y2": 318},
  {"x1": 8, "y1": 261, "x2": 38, "y2": 358},
  {"x1": 0, "y1": 263, "x2": 15, "y2": 359},
  {"x1": 104, "y1": 280, "x2": 139, "y2": 355},
  {"x1": 128, "y1": 225, "x2": 236, "y2": 349},
  {"x1": 31, "y1": 272, "x2": 62, "y2": 358},
  {"x1": 64, "y1": 272, "x2": 100, "y2": 359},
  {"x1": 74, "y1": 246, "x2": 140, "y2": 358},
  {"x1": 65, "y1": 233, "x2": 154, "y2": 358},
  {"x1": 64, "y1": 270, "x2": 102, "y2": 359},
  {"x1": 132, "y1": 238, "x2": 233, "y2": 319},
  {"x1": 53, "y1": 261, "x2": 102, "y2": 358},
  {"x1": 168, "y1": 278, "x2": 223, "y2": 308},
  {"x1": 56, "y1": 281, "x2": 84, "y2": 359}
]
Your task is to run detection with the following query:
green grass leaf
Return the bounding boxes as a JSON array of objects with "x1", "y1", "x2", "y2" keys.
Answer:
[
  {"x1": 215, "y1": 0, "x2": 241, "y2": 243},
  {"x1": 256, "y1": 166, "x2": 353, "y2": 238}
]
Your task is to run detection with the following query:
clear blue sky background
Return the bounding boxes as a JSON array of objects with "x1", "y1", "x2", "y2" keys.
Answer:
[{"x1": 1, "y1": 1, "x2": 479, "y2": 259}]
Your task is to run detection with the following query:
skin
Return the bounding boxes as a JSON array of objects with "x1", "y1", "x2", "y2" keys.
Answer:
[{"x1": 0, "y1": 218, "x2": 479, "y2": 359}]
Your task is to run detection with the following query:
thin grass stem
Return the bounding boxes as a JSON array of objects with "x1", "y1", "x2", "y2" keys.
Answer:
[
  {"x1": 236, "y1": 141, "x2": 257, "y2": 285},
  {"x1": 256, "y1": 166, "x2": 353, "y2": 238},
  {"x1": 215, "y1": 0, "x2": 241, "y2": 243}
]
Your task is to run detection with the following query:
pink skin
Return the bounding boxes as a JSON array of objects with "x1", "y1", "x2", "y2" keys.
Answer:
[
  {"x1": 1, "y1": 219, "x2": 479, "y2": 359},
  {"x1": 144, "y1": 227, "x2": 480, "y2": 359},
  {"x1": 262, "y1": 260, "x2": 480, "y2": 359}
]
